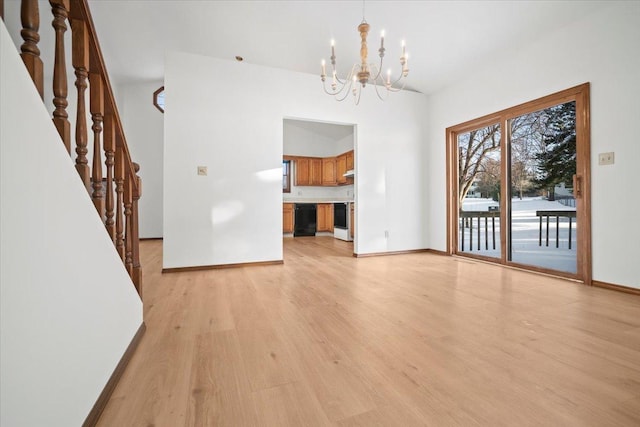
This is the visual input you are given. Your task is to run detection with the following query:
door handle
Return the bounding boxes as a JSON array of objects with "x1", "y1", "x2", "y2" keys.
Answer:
[{"x1": 573, "y1": 174, "x2": 582, "y2": 199}]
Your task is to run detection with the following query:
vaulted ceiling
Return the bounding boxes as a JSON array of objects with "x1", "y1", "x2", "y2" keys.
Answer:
[{"x1": 6, "y1": 1, "x2": 614, "y2": 95}]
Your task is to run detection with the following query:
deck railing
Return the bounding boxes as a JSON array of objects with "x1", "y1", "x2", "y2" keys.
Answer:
[{"x1": 459, "y1": 210, "x2": 500, "y2": 252}]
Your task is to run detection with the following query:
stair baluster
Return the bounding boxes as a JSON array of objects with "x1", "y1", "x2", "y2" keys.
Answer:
[
  {"x1": 50, "y1": 0, "x2": 71, "y2": 152},
  {"x1": 19, "y1": 0, "x2": 43, "y2": 98},
  {"x1": 103, "y1": 113, "x2": 116, "y2": 240},
  {"x1": 115, "y1": 145, "x2": 126, "y2": 259},
  {"x1": 89, "y1": 72, "x2": 104, "y2": 218},
  {"x1": 71, "y1": 17, "x2": 90, "y2": 188}
]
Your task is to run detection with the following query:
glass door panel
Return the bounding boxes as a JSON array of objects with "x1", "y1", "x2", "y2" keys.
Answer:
[
  {"x1": 508, "y1": 101, "x2": 577, "y2": 273},
  {"x1": 457, "y1": 124, "x2": 502, "y2": 259}
]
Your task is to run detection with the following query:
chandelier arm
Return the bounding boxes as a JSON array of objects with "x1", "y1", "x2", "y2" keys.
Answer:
[
  {"x1": 334, "y1": 63, "x2": 359, "y2": 86},
  {"x1": 372, "y1": 79, "x2": 388, "y2": 101},
  {"x1": 326, "y1": 82, "x2": 351, "y2": 97},
  {"x1": 323, "y1": 73, "x2": 355, "y2": 97},
  {"x1": 386, "y1": 76, "x2": 409, "y2": 92},
  {"x1": 335, "y1": 79, "x2": 354, "y2": 102},
  {"x1": 369, "y1": 57, "x2": 384, "y2": 82},
  {"x1": 354, "y1": 85, "x2": 362, "y2": 105}
]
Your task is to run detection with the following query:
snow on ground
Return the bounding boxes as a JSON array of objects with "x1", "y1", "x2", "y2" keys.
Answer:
[{"x1": 459, "y1": 197, "x2": 577, "y2": 273}]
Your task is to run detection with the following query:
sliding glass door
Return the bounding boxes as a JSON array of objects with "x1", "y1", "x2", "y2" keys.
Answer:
[
  {"x1": 508, "y1": 101, "x2": 577, "y2": 273},
  {"x1": 447, "y1": 84, "x2": 591, "y2": 282},
  {"x1": 457, "y1": 123, "x2": 502, "y2": 260}
]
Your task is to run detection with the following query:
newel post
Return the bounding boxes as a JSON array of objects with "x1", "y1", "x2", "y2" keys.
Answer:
[
  {"x1": 132, "y1": 163, "x2": 142, "y2": 295},
  {"x1": 123, "y1": 171, "x2": 134, "y2": 278},
  {"x1": 114, "y1": 144, "x2": 125, "y2": 259}
]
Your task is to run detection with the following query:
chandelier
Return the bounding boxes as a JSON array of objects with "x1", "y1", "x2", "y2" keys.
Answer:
[{"x1": 320, "y1": 2, "x2": 409, "y2": 105}]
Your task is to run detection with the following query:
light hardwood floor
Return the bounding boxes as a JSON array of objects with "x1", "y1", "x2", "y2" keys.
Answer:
[{"x1": 97, "y1": 237, "x2": 640, "y2": 426}]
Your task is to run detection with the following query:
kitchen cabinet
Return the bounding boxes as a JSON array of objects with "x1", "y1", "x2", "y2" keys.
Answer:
[
  {"x1": 350, "y1": 203, "x2": 355, "y2": 239},
  {"x1": 287, "y1": 152, "x2": 352, "y2": 187},
  {"x1": 295, "y1": 158, "x2": 310, "y2": 186},
  {"x1": 336, "y1": 153, "x2": 348, "y2": 185},
  {"x1": 322, "y1": 157, "x2": 337, "y2": 186},
  {"x1": 336, "y1": 150, "x2": 354, "y2": 185},
  {"x1": 283, "y1": 203, "x2": 294, "y2": 233},
  {"x1": 346, "y1": 150, "x2": 354, "y2": 171},
  {"x1": 317, "y1": 203, "x2": 334, "y2": 232},
  {"x1": 294, "y1": 157, "x2": 322, "y2": 186},
  {"x1": 310, "y1": 158, "x2": 323, "y2": 185}
]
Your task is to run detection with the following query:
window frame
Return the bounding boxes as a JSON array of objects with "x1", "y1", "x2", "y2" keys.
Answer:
[
  {"x1": 283, "y1": 160, "x2": 291, "y2": 193},
  {"x1": 153, "y1": 86, "x2": 165, "y2": 113}
]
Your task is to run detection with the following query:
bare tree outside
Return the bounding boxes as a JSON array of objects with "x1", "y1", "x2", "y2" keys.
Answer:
[{"x1": 457, "y1": 124, "x2": 501, "y2": 204}]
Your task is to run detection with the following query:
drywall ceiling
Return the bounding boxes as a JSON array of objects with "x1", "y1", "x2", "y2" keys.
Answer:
[
  {"x1": 4, "y1": 1, "x2": 614, "y2": 95},
  {"x1": 285, "y1": 119, "x2": 353, "y2": 141}
]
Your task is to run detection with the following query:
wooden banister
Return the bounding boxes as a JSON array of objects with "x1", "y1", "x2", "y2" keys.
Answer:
[
  {"x1": 69, "y1": 1, "x2": 139, "y2": 197},
  {"x1": 9, "y1": 0, "x2": 142, "y2": 297}
]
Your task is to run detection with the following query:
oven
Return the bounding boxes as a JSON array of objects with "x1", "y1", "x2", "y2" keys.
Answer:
[
  {"x1": 333, "y1": 202, "x2": 352, "y2": 241},
  {"x1": 334, "y1": 203, "x2": 347, "y2": 229}
]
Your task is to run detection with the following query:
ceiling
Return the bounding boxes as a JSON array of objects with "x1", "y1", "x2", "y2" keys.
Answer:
[
  {"x1": 5, "y1": 1, "x2": 614, "y2": 95},
  {"x1": 285, "y1": 118, "x2": 354, "y2": 141}
]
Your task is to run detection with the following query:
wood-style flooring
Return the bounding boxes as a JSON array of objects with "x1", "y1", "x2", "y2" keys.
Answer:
[{"x1": 96, "y1": 237, "x2": 640, "y2": 426}]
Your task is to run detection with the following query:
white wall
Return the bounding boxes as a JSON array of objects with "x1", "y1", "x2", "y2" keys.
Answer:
[
  {"x1": 426, "y1": 1, "x2": 640, "y2": 289},
  {"x1": 0, "y1": 21, "x2": 143, "y2": 426},
  {"x1": 119, "y1": 81, "x2": 165, "y2": 238},
  {"x1": 164, "y1": 52, "x2": 428, "y2": 268}
]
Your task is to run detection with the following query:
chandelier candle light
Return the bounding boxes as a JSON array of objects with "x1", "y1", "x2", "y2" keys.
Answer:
[{"x1": 320, "y1": 6, "x2": 409, "y2": 104}]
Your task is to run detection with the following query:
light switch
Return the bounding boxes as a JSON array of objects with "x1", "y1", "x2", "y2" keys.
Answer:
[
  {"x1": 598, "y1": 152, "x2": 614, "y2": 166},
  {"x1": 197, "y1": 166, "x2": 208, "y2": 176}
]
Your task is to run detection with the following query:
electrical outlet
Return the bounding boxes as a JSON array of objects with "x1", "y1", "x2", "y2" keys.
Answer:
[
  {"x1": 598, "y1": 152, "x2": 614, "y2": 165},
  {"x1": 197, "y1": 166, "x2": 208, "y2": 176}
]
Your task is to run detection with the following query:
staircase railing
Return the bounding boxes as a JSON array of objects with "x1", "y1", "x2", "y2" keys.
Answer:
[{"x1": 2, "y1": 0, "x2": 142, "y2": 296}]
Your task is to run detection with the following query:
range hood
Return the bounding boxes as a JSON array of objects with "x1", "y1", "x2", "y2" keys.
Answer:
[{"x1": 343, "y1": 169, "x2": 355, "y2": 177}]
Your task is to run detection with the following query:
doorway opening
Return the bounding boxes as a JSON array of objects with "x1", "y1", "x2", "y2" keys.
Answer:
[{"x1": 282, "y1": 118, "x2": 356, "y2": 257}]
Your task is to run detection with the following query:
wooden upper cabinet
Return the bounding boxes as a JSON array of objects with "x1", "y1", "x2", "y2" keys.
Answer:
[
  {"x1": 283, "y1": 203, "x2": 294, "y2": 233},
  {"x1": 294, "y1": 157, "x2": 322, "y2": 186},
  {"x1": 322, "y1": 157, "x2": 337, "y2": 186},
  {"x1": 346, "y1": 150, "x2": 354, "y2": 171},
  {"x1": 310, "y1": 158, "x2": 323, "y2": 186},
  {"x1": 317, "y1": 203, "x2": 334, "y2": 232},
  {"x1": 336, "y1": 150, "x2": 354, "y2": 185},
  {"x1": 336, "y1": 153, "x2": 348, "y2": 185},
  {"x1": 295, "y1": 158, "x2": 310, "y2": 186},
  {"x1": 287, "y1": 153, "x2": 351, "y2": 187}
]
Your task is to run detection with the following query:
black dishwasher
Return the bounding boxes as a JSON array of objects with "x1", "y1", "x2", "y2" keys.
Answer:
[{"x1": 294, "y1": 204, "x2": 317, "y2": 237}]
